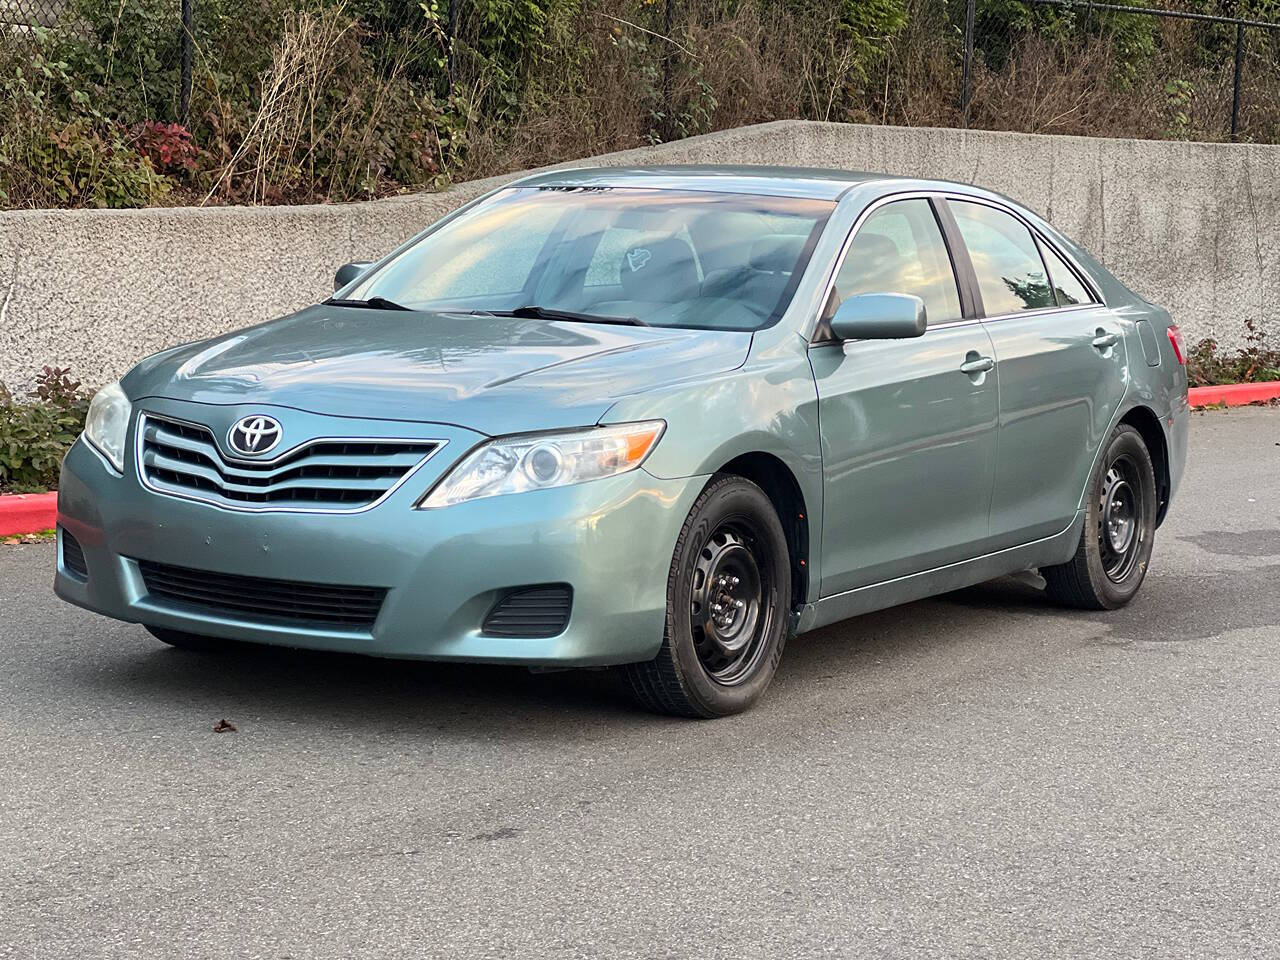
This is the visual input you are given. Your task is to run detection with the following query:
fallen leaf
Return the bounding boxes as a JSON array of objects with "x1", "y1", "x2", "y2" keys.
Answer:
[{"x1": 213, "y1": 718, "x2": 237, "y2": 733}]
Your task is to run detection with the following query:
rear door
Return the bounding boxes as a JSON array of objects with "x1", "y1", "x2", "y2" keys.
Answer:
[
  {"x1": 944, "y1": 198, "x2": 1127, "y2": 549},
  {"x1": 810, "y1": 197, "x2": 999, "y2": 596}
]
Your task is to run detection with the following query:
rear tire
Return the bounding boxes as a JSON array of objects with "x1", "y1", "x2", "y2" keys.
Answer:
[
  {"x1": 146, "y1": 626, "x2": 236, "y2": 653},
  {"x1": 621, "y1": 474, "x2": 791, "y2": 718},
  {"x1": 1044, "y1": 423, "x2": 1157, "y2": 610}
]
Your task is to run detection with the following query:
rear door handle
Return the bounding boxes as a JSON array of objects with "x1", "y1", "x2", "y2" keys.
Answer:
[
  {"x1": 1092, "y1": 331, "x2": 1120, "y2": 349},
  {"x1": 960, "y1": 356, "x2": 995, "y2": 375}
]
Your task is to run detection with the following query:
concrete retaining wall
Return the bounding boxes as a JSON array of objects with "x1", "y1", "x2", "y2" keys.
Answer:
[{"x1": 2, "y1": 120, "x2": 1275, "y2": 387}]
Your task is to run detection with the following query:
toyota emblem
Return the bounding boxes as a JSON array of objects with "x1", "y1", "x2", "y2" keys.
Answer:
[{"x1": 228, "y1": 415, "x2": 283, "y2": 456}]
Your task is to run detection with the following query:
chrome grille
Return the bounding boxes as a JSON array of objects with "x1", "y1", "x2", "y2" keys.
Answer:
[{"x1": 138, "y1": 414, "x2": 439, "y2": 512}]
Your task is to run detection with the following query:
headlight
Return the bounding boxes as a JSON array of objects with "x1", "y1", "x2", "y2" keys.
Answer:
[
  {"x1": 419, "y1": 420, "x2": 665, "y2": 508},
  {"x1": 83, "y1": 381, "x2": 131, "y2": 472}
]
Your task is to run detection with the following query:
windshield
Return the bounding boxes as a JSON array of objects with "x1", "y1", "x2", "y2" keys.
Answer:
[{"x1": 345, "y1": 187, "x2": 834, "y2": 331}]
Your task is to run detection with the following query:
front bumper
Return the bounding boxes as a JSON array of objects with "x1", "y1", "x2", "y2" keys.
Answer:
[{"x1": 54, "y1": 406, "x2": 703, "y2": 666}]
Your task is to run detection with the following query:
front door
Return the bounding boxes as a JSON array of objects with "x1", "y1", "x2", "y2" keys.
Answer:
[{"x1": 811, "y1": 197, "x2": 1000, "y2": 597}]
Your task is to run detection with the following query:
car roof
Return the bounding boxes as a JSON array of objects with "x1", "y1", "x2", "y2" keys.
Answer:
[{"x1": 510, "y1": 165, "x2": 898, "y2": 201}]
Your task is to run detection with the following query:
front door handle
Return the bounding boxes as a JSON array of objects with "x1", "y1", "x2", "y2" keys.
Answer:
[
  {"x1": 960, "y1": 356, "x2": 995, "y2": 375},
  {"x1": 1092, "y1": 331, "x2": 1120, "y2": 349}
]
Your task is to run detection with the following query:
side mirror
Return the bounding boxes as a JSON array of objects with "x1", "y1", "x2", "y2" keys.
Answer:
[
  {"x1": 829, "y1": 293, "x2": 927, "y2": 341},
  {"x1": 333, "y1": 261, "x2": 373, "y2": 292}
]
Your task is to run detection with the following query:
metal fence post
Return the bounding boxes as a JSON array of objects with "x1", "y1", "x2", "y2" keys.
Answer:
[
  {"x1": 661, "y1": 0, "x2": 675, "y2": 141},
  {"x1": 1231, "y1": 22, "x2": 1246, "y2": 141},
  {"x1": 961, "y1": 0, "x2": 976, "y2": 129},
  {"x1": 179, "y1": 0, "x2": 194, "y2": 126},
  {"x1": 447, "y1": 0, "x2": 461, "y2": 96}
]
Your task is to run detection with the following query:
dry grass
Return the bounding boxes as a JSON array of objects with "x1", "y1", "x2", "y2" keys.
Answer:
[
  {"x1": 457, "y1": 0, "x2": 1280, "y2": 184},
  {"x1": 205, "y1": 9, "x2": 361, "y2": 203},
  {"x1": 456, "y1": 0, "x2": 905, "y2": 178},
  {"x1": 201, "y1": 5, "x2": 445, "y2": 204},
  {"x1": 12, "y1": 0, "x2": 1280, "y2": 209},
  {"x1": 968, "y1": 34, "x2": 1159, "y2": 138}
]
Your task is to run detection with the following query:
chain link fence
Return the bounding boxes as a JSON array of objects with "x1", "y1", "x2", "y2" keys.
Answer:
[
  {"x1": 0, "y1": 0, "x2": 432, "y2": 125},
  {"x1": 2, "y1": 0, "x2": 189, "y2": 118},
  {"x1": 1, "y1": 0, "x2": 67, "y2": 29},
  {"x1": 9, "y1": 0, "x2": 1280, "y2": 141},
  {"x1": 961, "y1": 0, "x2": 1280, "y2": 142},
  {"x1": 4, "y1": 0, "x2": 1280, "y2": 208}
]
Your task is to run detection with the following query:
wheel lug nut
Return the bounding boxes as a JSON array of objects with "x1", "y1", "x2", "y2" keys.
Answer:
[{"x1": 735, "y1": 599, "x2": 744, "y2": 608}]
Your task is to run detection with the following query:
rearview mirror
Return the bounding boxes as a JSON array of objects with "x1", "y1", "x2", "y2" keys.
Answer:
[
  {"x1": 829, "y1": 293, "x2": 926, "y2": 341},
  {"x1": 333, "y1": 261, "x2": 373, "y2": 292}
]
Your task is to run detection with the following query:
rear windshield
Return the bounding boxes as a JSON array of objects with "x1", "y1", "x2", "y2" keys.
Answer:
[{"x1": 346, "y1": 187, "x2": 835, "y2": 331}]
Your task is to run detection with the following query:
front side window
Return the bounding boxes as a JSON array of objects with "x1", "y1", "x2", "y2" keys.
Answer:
[
  {"x1": 949, "y1": 200, "x2": 1056, "y2": 315},
  {"x1": 347, "y1": 187, "x2": 834, "y2": 331},
  {"x1": 831, "y1": 198, "x2": 962, "y2": 326}
]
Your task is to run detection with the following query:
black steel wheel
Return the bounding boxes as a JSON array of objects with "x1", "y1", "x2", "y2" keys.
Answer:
[
  {"x1": 1098, "y1": 456, "x2": 1143, "y2": 583},
  {"x1": 1044, "y1": 423, "x2": 1157, "y2": 610},
  {"x1": 622, "y1": 475, "x2": 791, "y2": 718},
  {"x1": 689, "y1": 520, "x2": 775, "y2": 685}
]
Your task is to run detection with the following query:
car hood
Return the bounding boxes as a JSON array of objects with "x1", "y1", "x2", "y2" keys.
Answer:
[{"x1": 122, "y1": 305, "x2": 753, "y2": 435}]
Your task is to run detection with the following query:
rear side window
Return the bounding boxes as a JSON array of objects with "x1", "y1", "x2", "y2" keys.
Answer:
[
  {"x1": 1037, "y1": 239, "x2": 1095, "y2": 306},
  {"x1": 833, "y1": 198, "x2": 962, "y2": 326},
  {"x1": 949, "y1": 200, "x2": 1055, "y2": 315}
]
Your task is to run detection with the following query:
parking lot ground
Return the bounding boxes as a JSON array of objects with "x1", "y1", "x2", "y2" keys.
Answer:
[{"x1": 1, "y1": 407, "x2": 1278, "y2": 959}]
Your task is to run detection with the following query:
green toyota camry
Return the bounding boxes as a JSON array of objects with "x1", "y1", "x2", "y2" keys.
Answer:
[{"x1": 55, "y1": 166, "x2": 1189, "y2": 717}]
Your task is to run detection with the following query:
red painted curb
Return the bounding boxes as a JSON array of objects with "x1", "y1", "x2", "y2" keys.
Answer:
[
  {"x1": 1188, "y1": 381, "x2": 1280, "y2": 408},
  {"x1": 0, "y1": 491, "x2": 58, "y2": 537}
]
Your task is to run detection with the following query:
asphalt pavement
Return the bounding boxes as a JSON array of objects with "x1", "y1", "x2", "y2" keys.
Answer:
[{"x1": 1, "y1": 408, "x2": 1277, "y2": 959}]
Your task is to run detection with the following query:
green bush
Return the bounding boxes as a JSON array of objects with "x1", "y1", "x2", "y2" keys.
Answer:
[
  {"x1": 1186, "y1": 339, "x2": 1280, "y2": 387},
  {"x1": 969, "y1": 0, "x2": 1158, "y2": 78},
  {"x1": 0, "y1": 33, "x2": 171, "y2": 208},
  {"x1": 20, "y1": 120, "x2": 170, "y2": 207},
  {"x1": 57, "y1": 0, "x2": 183, "y2": 120},
  {"x1": 0, "y1": 368, "x2": 92, "y2": 494}
]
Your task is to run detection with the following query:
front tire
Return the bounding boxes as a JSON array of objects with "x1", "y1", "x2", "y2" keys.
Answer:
[
  {"x1": 1044, "y1": 423, "x2": 1157, "y2": 610},
  {"x1": 622, "y1": 475, "x2": 791, "y2": 718}
]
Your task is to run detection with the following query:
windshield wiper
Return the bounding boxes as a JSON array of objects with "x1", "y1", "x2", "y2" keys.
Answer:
[
  {"x1": 471, "y1": 305, "x2": 648, "y2": 327},
  {"x1": 325, "y1": 296, "x2": 413, "y2": 311}
]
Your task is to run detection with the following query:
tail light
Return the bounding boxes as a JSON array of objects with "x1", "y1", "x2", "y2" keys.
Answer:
[{"x1": 1167, "y1": 324, "x2": 1186, "y2": 365}]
